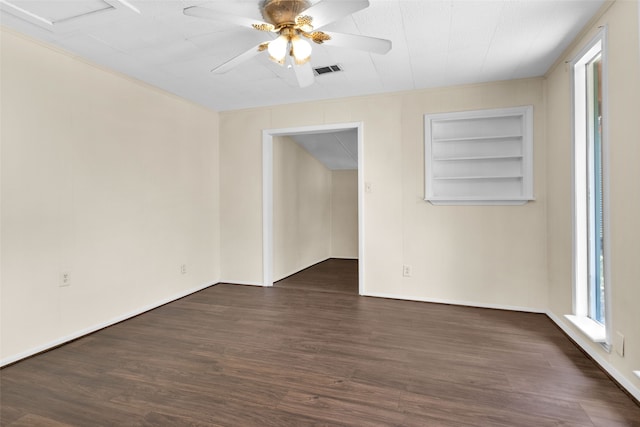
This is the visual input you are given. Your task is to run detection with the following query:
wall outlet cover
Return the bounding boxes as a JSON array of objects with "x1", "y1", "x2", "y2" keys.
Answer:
[
  {"x1": 60, "y1": 272, "x2": 71, "y2": 287},
  {"x1": 403, "y1": 265, "x2": 412, "y2": 277}
]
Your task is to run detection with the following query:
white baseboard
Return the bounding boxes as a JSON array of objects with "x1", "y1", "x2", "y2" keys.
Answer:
[
  {"x1": 546, "y1": 311, "x2": 640, "y2": 402},
  {"x1": 362, "y1": 291, "x2": 545, "y2": 313},
  {"x1": 219, "y1": 280, "x2": 264, "y2": 287},
  {"x1": 0, "y1": 280, "x2": 217, "y2": 367}
]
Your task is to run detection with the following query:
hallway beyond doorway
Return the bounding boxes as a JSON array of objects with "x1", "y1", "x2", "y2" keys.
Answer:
[{"x1": 274, "y1": 258, "x2": 358, "y2": 295}]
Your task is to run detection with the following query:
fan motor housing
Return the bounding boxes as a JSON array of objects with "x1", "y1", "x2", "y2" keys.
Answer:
[{"x1": 260, "y1": 0, "x2": 311, "y2": 25}]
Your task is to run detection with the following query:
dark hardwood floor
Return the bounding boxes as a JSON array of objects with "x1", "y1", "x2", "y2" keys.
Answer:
[
  {"x1": 2, "y1": 259, "x2": 639, "y2": 426},
  {"x1": 275, "y1": 258, "x2": 359, "y2": 295}
]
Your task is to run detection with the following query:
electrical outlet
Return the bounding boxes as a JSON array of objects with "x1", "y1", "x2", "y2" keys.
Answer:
[
  {"x1": 403, "y1": 265, "x2": 412, "y2": 277},
  {"x1": 180, "y1": 264, "x2": 187, "y2": 275},
  {"x1": 60, "y1": 271, "x2": 71, "y2": 287},
  {"x1": 365, "y1": 182, "x2": 372, "y2": 193},
  {"x1": 614, "y1": 331, "x2": 624, "y2": 357}
]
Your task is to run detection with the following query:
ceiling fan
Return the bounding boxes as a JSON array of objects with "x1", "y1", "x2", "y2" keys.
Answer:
[{"x1": 183, "y1": 0, "x2": 392, "y2": 87}]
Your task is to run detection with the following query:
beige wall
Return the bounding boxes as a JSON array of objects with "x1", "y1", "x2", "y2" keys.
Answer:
[
  {"x1": 331, "y1": 170, "x2": 358, "y2": 259},
  {"x1": 0, "y1": 29, "x2": 220, "y2": 363},
  {"x1": 273, "y1": 136, "x2": 331, "y2": 281},
  {"x1": 545, "y1": 0, "x2": 640, "y2": 394},
  {"x1": 4, "y1": 0, "x2": 637, "y2": 398},
  {"x1": 219, "y1": 77, "x2": 548, "y2": 311}
]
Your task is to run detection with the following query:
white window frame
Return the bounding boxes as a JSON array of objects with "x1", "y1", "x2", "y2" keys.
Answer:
[{"x1": 566, "y1": 27, "x2": 612, "y2": 349}]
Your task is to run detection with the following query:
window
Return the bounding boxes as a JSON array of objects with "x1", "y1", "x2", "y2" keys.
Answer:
[{"x1": 566, "y1": 28, "x2": 610, "y2": 346}]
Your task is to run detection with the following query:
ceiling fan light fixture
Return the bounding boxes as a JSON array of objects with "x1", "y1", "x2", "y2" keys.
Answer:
[
  {"x1": 188, "y1": 0, "x2": 391, "y2": 85},
  {"x1": 291, "y1": 35, "x2": 312, "y2": 65},
  {"x1": 267, "y1": 34, "x2": 289, "y2": 64}
]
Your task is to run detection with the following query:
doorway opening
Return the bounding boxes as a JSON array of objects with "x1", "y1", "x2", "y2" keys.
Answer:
[{"x1": 262, "y1": 122, "x2": 364, "y2": 294}]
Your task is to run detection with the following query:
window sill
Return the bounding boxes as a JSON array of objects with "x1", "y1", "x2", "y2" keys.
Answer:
[{"x1": 565, "y1": 314, "x2": 606, "y2": 343}]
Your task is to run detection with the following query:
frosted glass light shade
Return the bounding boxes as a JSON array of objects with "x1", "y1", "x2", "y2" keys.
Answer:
[
  {"x1": 268, "y1": 35, "x2": 288, "y2": 64},
  {"x1": 291, "y1": 36, "x2": 312, "y2": 65}
]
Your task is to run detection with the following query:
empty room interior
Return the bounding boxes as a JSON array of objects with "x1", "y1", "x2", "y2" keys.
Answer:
[{"x1": 1, "y1": 0, "x2": 640, "y2": 425}]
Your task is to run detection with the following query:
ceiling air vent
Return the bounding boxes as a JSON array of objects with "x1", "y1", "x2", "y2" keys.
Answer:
[{"x1": 313, "y1": 64, "x2": 343, "y2": 76}]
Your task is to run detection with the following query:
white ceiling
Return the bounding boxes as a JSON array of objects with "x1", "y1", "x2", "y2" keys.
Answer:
[
  {"x1": 292, "y1": 128, "x2": 358, "y2": 170},
  {"x1": 1, "y1": 0, "x2": 605, "y2": 113}
]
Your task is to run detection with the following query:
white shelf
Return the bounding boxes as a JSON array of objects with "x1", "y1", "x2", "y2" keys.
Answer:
[
  {"x1": 434, "y1": 155, "x2": 524, "y2": 162},
  {"x1": 433, "y1": 175, "x2": 523, "y2": 181},
  {"x1": 428, "y1": 198, "x2": 532, "y2": 206},
  {"x1": 424, "y1": 106, "x2": 534, "y2": 205},
  {"x1": 433, "y1": 134, "x2": 523, "y2": 143}
]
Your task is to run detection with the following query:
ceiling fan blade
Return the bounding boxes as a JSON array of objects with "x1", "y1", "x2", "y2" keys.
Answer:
[
  {"x1": 324, "y1": 32, "x2": 391, "y2": 54},
  {"x1": 211, "y1": 44, "x2": 264, "y2": 74},
  {"x1": 293, "y1": 62, "x2": 315, "y2": 88},
  {"x1": 303, "y1": 0, "x2": 370, "y2": 30},
  {"x1": 183, "y1": 6, "x2": 262, "y2": 29}
]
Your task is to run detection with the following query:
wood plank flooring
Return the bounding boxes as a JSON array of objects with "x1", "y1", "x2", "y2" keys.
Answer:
[
  {"x1": 2, "y1": 259, "x2": 639, "y2": 426},
  {"x1": 275, "y1": 258, "x2": 359, "y2": 295}
]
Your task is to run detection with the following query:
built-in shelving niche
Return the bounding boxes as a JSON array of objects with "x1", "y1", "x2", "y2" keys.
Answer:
[{"x1": 424, "y1": 106, "x2": 534, "y2": 205}]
